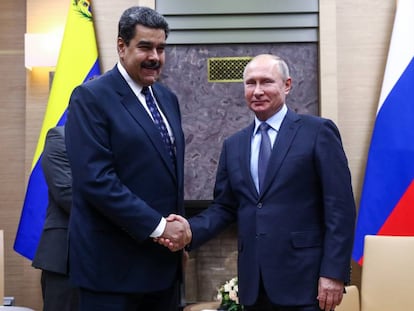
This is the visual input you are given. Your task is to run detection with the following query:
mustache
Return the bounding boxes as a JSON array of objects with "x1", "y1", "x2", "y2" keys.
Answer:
[{"x1": 141, "y1": 61, "x2": 161, "y2": 70}]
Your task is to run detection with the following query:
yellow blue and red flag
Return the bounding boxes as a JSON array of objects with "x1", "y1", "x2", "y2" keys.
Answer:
[
  {"x1": 14, "y1": 0, "x2": 101, "y2": 260},
  {"x1": 352, "y1": 0, "x2": 414, "y2": 265}
]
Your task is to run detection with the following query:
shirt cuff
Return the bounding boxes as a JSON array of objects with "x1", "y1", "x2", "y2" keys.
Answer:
[{"x1": 150, "y1": 217, "x2": 166, "y2": 238}]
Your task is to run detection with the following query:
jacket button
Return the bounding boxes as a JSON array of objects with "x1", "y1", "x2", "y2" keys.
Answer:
[{"x1": 257, "y1": 203, "x2": 262, "y2": 208}]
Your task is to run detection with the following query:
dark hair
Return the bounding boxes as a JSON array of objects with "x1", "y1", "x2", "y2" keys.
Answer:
[{"x1": 118, "y1": 6, "x2": 170, "y2": 46}]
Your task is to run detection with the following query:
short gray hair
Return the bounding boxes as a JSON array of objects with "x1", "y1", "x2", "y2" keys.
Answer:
[{"x1": 244, "y1": 54, "x2": 290, "y2": 81}]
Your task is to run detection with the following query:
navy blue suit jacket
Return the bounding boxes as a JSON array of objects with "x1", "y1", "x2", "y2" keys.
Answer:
[
  {"x1": 189, "y1": 109, "x2": 356, "y2": 306},
  {"x1": 65, "y1": 66, "x2": 185, "y2": 293}
]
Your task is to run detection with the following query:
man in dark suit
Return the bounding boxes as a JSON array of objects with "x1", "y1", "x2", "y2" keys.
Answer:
[
  {"x1": 32, "y1": 126, "x2": 78, "y2": 311},
  {"x1": 65, "y1": 6, "x2": 190, "y2": 311},
  {"x1": 164, "y1": 54, "x2": 356, "y2": 311}
]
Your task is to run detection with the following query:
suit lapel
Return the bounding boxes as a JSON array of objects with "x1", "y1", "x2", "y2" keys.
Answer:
[
  {"x1": 152, "y1": 84, "x2": 185, "y2": 184},
  {"x1": 110, "y1": 69, "x2": 177, "y2": 179},
  {"x1": 259, "y1": 110, "x2": 301, "y2": 198}
]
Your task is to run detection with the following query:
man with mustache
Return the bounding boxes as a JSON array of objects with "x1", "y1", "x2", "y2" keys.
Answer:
[{"x1": 65, "y1": 6, "x2": 190, "y2": 311}]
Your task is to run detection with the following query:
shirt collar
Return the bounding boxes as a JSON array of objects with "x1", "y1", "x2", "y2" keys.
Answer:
[
  {"x1": 253, "y1": 104, "x2": 288, "y2": 136},
  {"x1": 117, "y1": 62, "x2": 147, "y2": 94}
]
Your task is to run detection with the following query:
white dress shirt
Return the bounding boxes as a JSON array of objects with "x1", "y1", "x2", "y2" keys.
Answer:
[{"x1": 250, "y1": 104, "x2": 288, "y2": 193}]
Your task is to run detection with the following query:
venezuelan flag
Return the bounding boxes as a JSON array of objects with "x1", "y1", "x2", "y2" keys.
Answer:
[
  {"x1": 352, "y1": 0, "x2": 414, "y2": 265},
  {"x1": 14, "y1": 0, "x2": 101, "y2": 260}
]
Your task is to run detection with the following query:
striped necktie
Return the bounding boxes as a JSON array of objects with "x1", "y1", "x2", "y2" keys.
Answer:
[
  {"x1": 142, "y1": 86, "x2": 176, "y2": 164},
  {"x1": 258, "y1": 122, "x2": 272, "y2": 191}
]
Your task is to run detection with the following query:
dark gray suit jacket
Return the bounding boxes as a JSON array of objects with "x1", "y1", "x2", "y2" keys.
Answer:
[{"x1": 32, "y1": 126, "x2": 71, "y2": 274}]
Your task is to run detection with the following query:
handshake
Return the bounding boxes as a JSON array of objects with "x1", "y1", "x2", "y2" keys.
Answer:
[{"x1": 155, "y1": 214, "x2": 192, "y2": 252}]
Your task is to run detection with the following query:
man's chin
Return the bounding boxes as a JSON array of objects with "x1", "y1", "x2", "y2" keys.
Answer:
[
  {"x1": 251, "y1": 105, "x2": 266, "y2": 113},
  {"x1": 142, "y1": 75, "x2": 159, "y2": 85}
]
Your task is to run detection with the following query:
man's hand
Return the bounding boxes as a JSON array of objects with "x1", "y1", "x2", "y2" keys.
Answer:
[
  {"x1": 317, "y1": 277, "x2": 344, "y2": 311},
  {"x1": 155, "y1": 214, "x2": 192, "y2": 251}
]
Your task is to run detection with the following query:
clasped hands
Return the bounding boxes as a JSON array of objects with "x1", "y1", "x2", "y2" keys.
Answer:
[{"x1": 154, "y1": 214, "x2": 191, "y2": 252}]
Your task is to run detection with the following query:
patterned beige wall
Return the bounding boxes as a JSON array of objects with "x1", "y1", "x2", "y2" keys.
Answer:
[{"x1": 0, "y1": 0, "x2": 396, "y2": 309}]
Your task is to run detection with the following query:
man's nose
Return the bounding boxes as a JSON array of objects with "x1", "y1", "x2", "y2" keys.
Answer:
[
  {"x1": 148, "y1": 48, "x2": 160, "y2": 60},
  {"x1": 253, "y1": 84, "x2": 264, "y2": 95}
]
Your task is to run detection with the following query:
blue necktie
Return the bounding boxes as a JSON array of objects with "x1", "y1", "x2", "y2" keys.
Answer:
[
  {"x1": 142, "y1": 86, "x2": 176, "y2": 164},
  {"x1": 258, "y1": 122, "x2": 272, "y2": 191}
]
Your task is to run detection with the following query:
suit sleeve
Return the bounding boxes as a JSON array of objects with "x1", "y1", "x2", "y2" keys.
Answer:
[
  {"x1": 315, "y1": 119, "x2": 356, "y2": 283},
  {"x1": 41, "y1": 127, "x2": 72, "y2": 214},
  {"x1": 189, "y1": 139, "x2": 238, "y2": 249}
]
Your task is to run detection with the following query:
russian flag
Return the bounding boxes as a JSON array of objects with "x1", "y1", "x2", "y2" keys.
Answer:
[
  {"x1": 352, "y1": 0, "x2": 414, "y2": 265},
  {"x1": 14, "y1": 0, "x2": 101, "y2": 260}
]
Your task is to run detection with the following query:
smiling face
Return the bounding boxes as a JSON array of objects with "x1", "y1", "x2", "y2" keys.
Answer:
[
  {"x1": 243, "y1": 55, "x2": 292, "y2": 121},
  {"x1": 117, "y1": 24, "x2": 166, "y2": 86}
]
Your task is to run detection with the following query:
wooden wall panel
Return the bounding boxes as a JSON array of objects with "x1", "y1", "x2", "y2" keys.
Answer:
[{"x1": 0, "y1": 0, "x2": 30, "y2": 307}]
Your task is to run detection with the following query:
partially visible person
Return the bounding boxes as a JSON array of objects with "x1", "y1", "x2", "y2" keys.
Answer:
[
  {"x1": 163, "y1": 54, "x2": 356, "y2": 311},
  {"x1": 32, "y1": 125, "x2": 79, "y2": 311},
  {"x1": 65, "y1": 6, "x2": 190, "y2": 311}
]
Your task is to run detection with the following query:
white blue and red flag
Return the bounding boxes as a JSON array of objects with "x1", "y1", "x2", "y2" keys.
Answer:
[{"x1": 352, "y1": 0, "x2": 414, "y2": 265}]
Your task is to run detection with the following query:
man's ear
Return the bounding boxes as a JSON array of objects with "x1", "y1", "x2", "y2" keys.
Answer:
[
  {"x1": 284, "y1": 77, "x2": 292, "y2": 94},
  {"x1": 117, "y1": 37, "x2": 125, "y2": 56}
]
